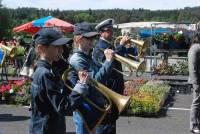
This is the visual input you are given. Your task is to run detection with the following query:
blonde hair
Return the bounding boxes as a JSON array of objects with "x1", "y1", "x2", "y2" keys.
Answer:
[
  {"x1": 73, "y1": 35, "x2": 82, "y2": 49},
  {"x1": 35, "y1": 44, "x2": 49, "y2": 58}
]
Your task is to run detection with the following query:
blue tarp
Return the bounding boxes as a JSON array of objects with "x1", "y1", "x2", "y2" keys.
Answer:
[
  {"x1": 140, "y1": 28, "x2": 172, "y2": 38},
  {"x1": 33, "y1": 16, "x2": 53, "y2": 27}
]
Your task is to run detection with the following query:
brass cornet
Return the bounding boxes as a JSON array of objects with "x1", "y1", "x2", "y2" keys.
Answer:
[
  {"x1": 0, "y1": 44, "x2": 16, "y2": 66},
  {"x1": 0, "y1": 44, "x2": 16, "y2": 58},
  {"x1": 62, "y1": 66, "x2": 131, "y2": 133},
  {"x1": 114, "y1": 36, "x2": 148, "y2": 57},
  {"x1": 114, "y1": 53, "x2": 146, "y2": 77},
  {"x1": 94, "y1": 48, "x2": 146, "y2": 77}
]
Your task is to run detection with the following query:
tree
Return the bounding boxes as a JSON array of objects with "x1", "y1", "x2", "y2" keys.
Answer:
[
  {"x1": 74, "y1": 13, "x2": 95, "y2": 23},
  {"x1": 0, "y1": 7, "x2": 11, "y2": 39}
]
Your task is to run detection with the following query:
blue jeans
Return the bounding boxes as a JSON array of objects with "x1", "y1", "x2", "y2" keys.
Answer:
[
  {"x1": 73, "y1": 111, "x2": 116, "y2": 134},
  {"x1": 73, "y1": 111, "x2": 90, "y2": 134},
  {"x1": 95, "y1": 122, "x2": 116, "y2": 134}
]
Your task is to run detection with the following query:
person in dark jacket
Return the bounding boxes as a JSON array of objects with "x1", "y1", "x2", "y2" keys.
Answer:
[
  {"x1": 69, "y1": 22, "x2": 114, "y2": 134},
  {"x1": 92, "y1": 19, "x2": 130, "y2": 134},
  {"x1": 189, "y1": 23, "x2": 200, "y2": 134},
  {"x1": 20, "y1": 41, "x2": 36, "y2": 78},
  {"x1": 29, "y1": 28, "x2": 89, "y2": 134}
]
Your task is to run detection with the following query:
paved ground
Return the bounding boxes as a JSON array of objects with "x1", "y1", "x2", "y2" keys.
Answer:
[
  {"x1": 0, "y1": 91, "x2": 193, "y2": 134},
  {"x1": 0, "y1": 74, "x2": 193, "y2": 134}
]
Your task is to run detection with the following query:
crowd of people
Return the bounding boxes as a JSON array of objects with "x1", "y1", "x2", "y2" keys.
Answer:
[{"x1": 0, "y1": 37, "x2": 28, "y2": 79}]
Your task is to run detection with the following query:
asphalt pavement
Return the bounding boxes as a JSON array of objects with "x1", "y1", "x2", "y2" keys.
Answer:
[{"x1": 0, "y1": 91, "x2": 193, "y2": 134}]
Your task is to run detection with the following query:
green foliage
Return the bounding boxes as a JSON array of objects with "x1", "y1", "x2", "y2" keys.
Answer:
[
  {"x1": 153, "y1": 60, "x2": 189, "y2": 75},
  {"x1": 74, "y1": 13, "x2": 95, "y2": 23},
  {"x1": 0, "y1": 6, "x2": 200, "y2": 39},
  {"x1": 16, "y1": 46, "x2": 25, "y2": 56},
  {"x1": 12, "y1": 83, "x2": 31, "y2": 106},
  {"x1": 173, "y1": 33, "x2": 184, "y2": 41},
  {"x1": 154, "y1": 34, "x2": 173, "y2": 43},
  {"x1": 0, "y1": 79, "x2": 31, "y2": 106},
  {"x1": 0, "y1": 7, "x2": 11, "y2": 39},
  {"x1": 129, "y1": 80, "x2": 170, "y2": 114}
]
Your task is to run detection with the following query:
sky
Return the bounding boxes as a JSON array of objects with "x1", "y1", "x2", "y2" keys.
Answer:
[{"x1": 2, "y1": 0, "x2": 200, "y2": 11}]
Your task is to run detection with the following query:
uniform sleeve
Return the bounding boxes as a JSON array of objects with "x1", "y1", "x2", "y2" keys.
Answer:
[
  {"x1": 69, "y1": 82, "x2": 89, "y2": 110},
  {"x1": 115, "y1": 44, "x2": 127, "y2": 56},
  {"x1": 70, "y1": 56, "x2": 112, "y2": 84},
  {"x1": 93, "y1": 47, "x2": 106, "y2": 67}
]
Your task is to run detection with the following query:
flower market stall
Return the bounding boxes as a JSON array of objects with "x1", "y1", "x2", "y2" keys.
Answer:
[
  {"x1": 124, "y1": 80, "x2": 170, "y2": 115},
  {"x1": 116, "y1": 22, "x2": 195, "y2": 116},
  {"x1": 116, "y1": 21, "x2": 195, "y2": 74}
]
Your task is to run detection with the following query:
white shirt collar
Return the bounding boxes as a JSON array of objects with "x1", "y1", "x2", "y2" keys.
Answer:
[{"x1": 100, "y1": 37, "x2": 112, "y2": 44}]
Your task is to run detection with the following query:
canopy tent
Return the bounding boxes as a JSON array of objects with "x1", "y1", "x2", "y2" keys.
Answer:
[
  {"x1": 13, "y1": 16, "x2": 74, "y2": 34},
  {"x1": 116, "y1": 21, "x2": 196, "y2": 39},
  {"x1": 116, "y1": 21, "x2": 196, "y2": 30}
]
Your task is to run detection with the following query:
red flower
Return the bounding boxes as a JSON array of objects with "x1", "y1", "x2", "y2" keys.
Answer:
[
  {"x1": 13, "y1": 80, "x2": 24, "y2": 86},
  {"x1": 0, "y1": 85, "x2": 12, "y2": 93}
]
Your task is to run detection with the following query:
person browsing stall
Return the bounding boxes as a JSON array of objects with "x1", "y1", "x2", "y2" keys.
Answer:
[{"x1": 189, "y1": 23, "x2": 200, "y2": 134}]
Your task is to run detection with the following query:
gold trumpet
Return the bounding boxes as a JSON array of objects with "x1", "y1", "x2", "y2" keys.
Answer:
[
  {"x1": 114, "y1": 53, "x2": 146, "y2": 77},
  {"x1": 95, "y1": 48, "x2": 146, "y2": 77},
  {"x1": 62, "y1": 66, "x2": 131, "y2": 133},
  {"x1": 114, "y1": 36, "x2": 148, "y2": 57},
  {"x1": 0, "y1": 44, "x2": 16, "y2": 67},
  {"x1": 0, "y1": 44, "x2": 16, "y2": 58}
]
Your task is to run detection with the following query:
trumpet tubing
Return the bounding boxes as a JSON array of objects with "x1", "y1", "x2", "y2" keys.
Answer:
[
  {"x1": 89, "y1": 78, "x2": 131, "y2": 114},
  {"x1": 0, "y1": 44, "x2": 15, "y2": 57},
  {"x1": 62, "y1": 66, "x2": 131, "y2": 133},
  {"x1": 130, "y1": 39, "x2": 145, "y2": 47},
  {"x1": 114, "y1": 53, "x2": 146, "y2": 76},
  {"x1": 115, "y1": 36, "x2": 147, "y2": 57},
  {"x1": 62, "y1": 66, "x2": 131, "y2": 114}
]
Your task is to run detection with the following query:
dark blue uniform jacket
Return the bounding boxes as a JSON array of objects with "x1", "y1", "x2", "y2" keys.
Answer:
[
  {"x1": 93, "y1": 38, "x2": 133, "y2": 124},
  {"x1": 69, "y1": 50, "x2": 112, "y2": 108},
  {"x1": 29, "y1": 60, "x2": 70, "y2": 134},
  {"x1": 92, "y1": 39, "x2": 126, "y2": 94}
]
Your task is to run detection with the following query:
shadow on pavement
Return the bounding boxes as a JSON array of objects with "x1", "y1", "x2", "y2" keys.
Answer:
[
  {"x1": 158, "y1": 93, "x2": 175, "y2": 117},
  {"x1": 0, "y1": 114, "x2": 29, "y2": 122},
  {"x1": 66, "y1": 132, "x2": 75, "y2": 134}
]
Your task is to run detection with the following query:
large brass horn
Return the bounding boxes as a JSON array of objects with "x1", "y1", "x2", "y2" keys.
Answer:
[
  {"x1": 114, "y1": 36, "x2": 148, "y2": 57},
  {"x1": 62, "y1": 65, "x2": 131, "y2": 133},
  {"x1": 0, "y1": 44, "x2": 16, "y2": 57},
  {"x1": 95, "y1": 48, "x2": 146, "y2": 77},
  {"x1": 114, "y1": 53, "x2": 146, "y2": 77}
]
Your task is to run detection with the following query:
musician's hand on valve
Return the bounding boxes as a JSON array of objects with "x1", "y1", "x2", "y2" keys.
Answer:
[
  {"x1": 78, "y1": 70, "x2": 89, "y2": 84},
  {"x1": 120, "y1": 35, "x2": 130, "y2": 46},
  {"x1": 104, "y1": 49, "x2": 114, "y2": 62}
]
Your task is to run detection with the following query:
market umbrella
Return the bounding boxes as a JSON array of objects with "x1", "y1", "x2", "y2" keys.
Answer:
[{"x1": 13, "y1": 16, "x2": 74, "y2": 34}]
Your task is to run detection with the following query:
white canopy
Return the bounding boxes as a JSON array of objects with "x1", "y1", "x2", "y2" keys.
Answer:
[{"x1": 114, "y1": 21, "x2": 196, "y2": 31}]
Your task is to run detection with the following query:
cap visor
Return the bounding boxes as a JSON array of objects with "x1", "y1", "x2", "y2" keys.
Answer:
[
  {"x1": 82, "y1": 32, "x2": 99, "y2": 38},
  {"x1": 51, "y1": 37, "x2": 73, "y2": 46},
  {"x1": 102, "y1": 26, "x2": 113, "y2": 31}
]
